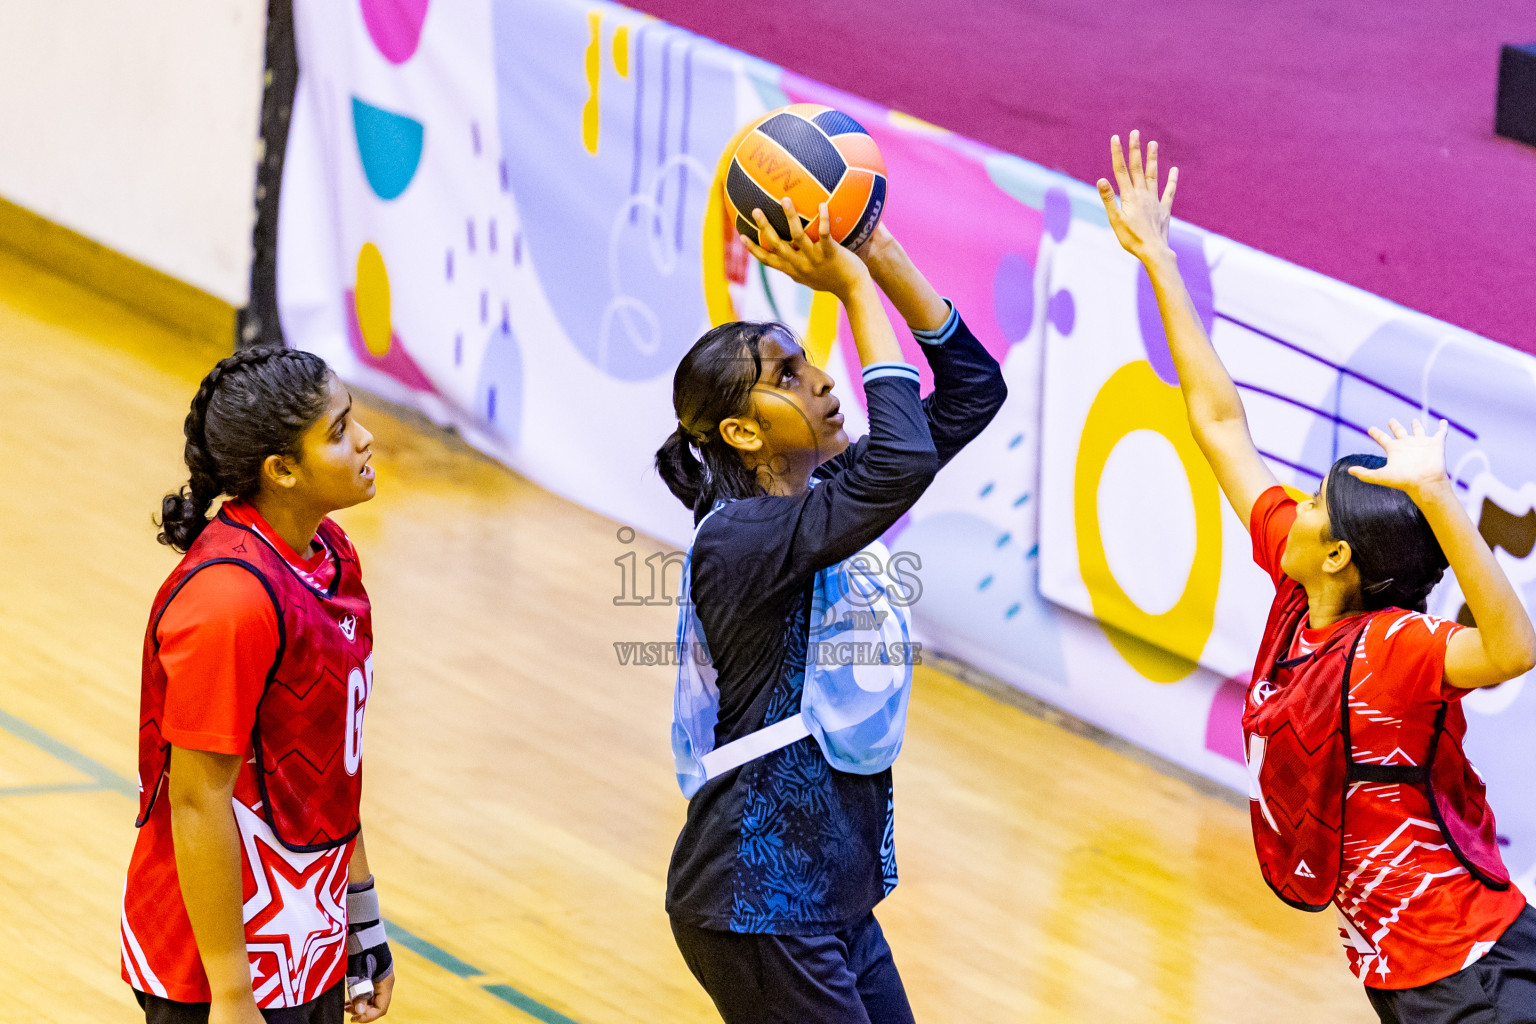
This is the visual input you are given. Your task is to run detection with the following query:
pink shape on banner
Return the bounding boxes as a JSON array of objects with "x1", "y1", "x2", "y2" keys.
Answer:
[
  {"x1": 344, "y1": 290, "x2": 437, "y2": 394},
  {"x1": 782, "y1": 73, "x2": 1044, "y2": 410},
  {"x1": 1204, "y1": 672, "x2": 1249, "y2": 765},
  {"x1": 360, "y1": 0, "x2": 430, "y2": 64}
]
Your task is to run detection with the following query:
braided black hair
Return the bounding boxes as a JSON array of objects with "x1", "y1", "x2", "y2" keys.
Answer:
[
  {"x1": 157, "y1": 345, "x2": 332, "y2": 552},
  {"x1": 656, "y1": 321, "x2": 794, "y2": 522}
]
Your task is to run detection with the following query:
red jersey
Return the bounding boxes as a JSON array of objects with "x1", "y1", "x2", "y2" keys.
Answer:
[
  {"x1": 121, "y1": 500, "x2": 370, "y2": 1007},
  {"x1": 1250, "y1": 486, "x2": 1525, "y2": 989}
]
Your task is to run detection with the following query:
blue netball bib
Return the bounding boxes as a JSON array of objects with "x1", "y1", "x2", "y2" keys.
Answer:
[{"x1": 672, "y1": 501, "x2": 916, "y2": 798}]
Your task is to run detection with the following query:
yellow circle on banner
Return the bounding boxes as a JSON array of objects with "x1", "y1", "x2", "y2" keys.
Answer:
[
  {"x1": 701, "y1": 121, "x2": 753, "y2": 327},
  {"x1": 355, "y1": 242, "x2": 391, "y2": 357},
  {"x1": 1073, "y1": 360, "x2": 1222, "y2": 682}
]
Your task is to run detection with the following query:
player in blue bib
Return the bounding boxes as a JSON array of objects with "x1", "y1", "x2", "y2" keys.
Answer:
[{"x1": 654, "y1": 197, "x2": 1007, "y2": 1022}]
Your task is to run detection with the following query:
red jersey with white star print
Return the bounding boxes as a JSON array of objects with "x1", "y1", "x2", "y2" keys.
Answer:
[
  {"x1": 1250, "y1": 486, "x2": 1524, "y2": 989},
  {"x1": 122, "y1": 499, "x2": 372, "y2": 1006}
]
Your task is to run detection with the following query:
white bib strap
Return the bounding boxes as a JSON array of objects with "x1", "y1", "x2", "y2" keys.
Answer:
[{"x1": 699, "y1": 713, "x2": 811, "y2": 780}]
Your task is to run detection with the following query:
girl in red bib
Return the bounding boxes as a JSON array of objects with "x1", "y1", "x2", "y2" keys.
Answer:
[
  {"x1": 1099, "y1": 133, "x2": 1536, "y2": 1022},
  {"x1": 123, "y1": 347, "x2": 396, "y2": 1024}
]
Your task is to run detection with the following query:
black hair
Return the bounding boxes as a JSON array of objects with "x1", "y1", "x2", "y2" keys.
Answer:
[
  {"x1": 1325, "y1": 453, "x2": 1449, "y2": 613},
  {"x1": 157, "y1": 345, "x2": 332, "y2": 552},
  {"x1": 655, "y1": 321, "x2": 793, "y2": 522}
]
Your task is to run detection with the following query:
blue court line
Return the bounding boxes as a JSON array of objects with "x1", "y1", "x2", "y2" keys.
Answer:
[
  {"x1": 0, "y1": 707, "x2": 135, "y2": 797},
  {"x1": 0, "y1": 705, "x2": 582, "y2": 1022}
]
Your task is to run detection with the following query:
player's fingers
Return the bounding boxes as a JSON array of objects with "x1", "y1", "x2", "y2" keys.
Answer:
[
  {"x1": 1145, "y1": 140, "x2": 1159, "y2": 191},
  {"x1": 1387, "y1": 418, "x2": 1406, "y2": 439},
  {"x1": 817, "y1": 202, "x2": 832, "y2": 250},
  {"x1": 781, "y1": 196, "x2": 806, "y2": 247},
  {"x1": 752, "y1": 208, "x2": 786, "y2": 252},
  {"x1": 1128, "y1": 130, "x2": 1145, "y2": 187},
  {"x1": 1162, "y1": 166, "x2": 1179, "y2": 213},
  {"x1": 741, "y1": 234, "x2": 771, "y2": 262},
  {"x1": 749, "y1": 249, "x2": 791, "y2": 277},
  {"x1": 1411, "y1": 417, "x2": 1426, "y2": 436},
  {"x1": 1110, "y1": 135, "x2": 1132, "y2": 196},
  {"x1": 1367, "y1": 425, "x2": 1390, "y2": 448},
  {"x1": 1348, "y1": 465, "x2": 1382, "y2": 483},
  {"x1": 1436, "y1": 418, "x2": 1450, "y2": 439},
  {"x1": 740, "y1": 234, "x2": 780, "y2": 270},
  {"x1": 1096, "y1": 177, "x2": 1118, "y2": 210}
]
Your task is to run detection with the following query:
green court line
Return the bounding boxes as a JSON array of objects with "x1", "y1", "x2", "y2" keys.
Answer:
[
  {"x1": 0, "y1": 706, "x2": 582, "y2": 1022},
  {"x1": 0, "y1": 707, "x2": 135, "y2": 797},
  {"x1": 383, "y1": 918, "x2": 484, "y2": 978},
  {"x1": 0, "y1": 781, "x2": 106, "y2": 798},
  {"x1": 481, "y1": 984, "x2": 583, "y2": 1024},
  {"x1": 386, "y1": 918, "x2": 582, "y2": 1022}
]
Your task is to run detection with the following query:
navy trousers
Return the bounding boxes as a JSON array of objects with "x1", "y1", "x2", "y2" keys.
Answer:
[
  {"x1": 672, "y1": 912, "x2": 917, "y2": 1024},
  {"x1": 1368, "y1": 904, "x2": 1536, "y2": 1024}
]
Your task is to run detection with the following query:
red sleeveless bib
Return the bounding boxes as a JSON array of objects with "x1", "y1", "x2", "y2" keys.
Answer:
[
  {"x1": 1243, "y1": 579, "x2": 1509, "y2": 911},
  {"x1": 137, "y1": 509, "x2": 372, "y2": 852}
]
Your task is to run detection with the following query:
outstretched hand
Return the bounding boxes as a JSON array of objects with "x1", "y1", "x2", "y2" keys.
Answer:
[
  {"x1": 1349, "y1": 418, "x2": 1451, "y2": 500},
  {"x1": 742, "y1": 197, "x2": 870, "y2": 300},
  {"x1": 1097, "y1": 130, "x2": 1177, "y2": 264}
]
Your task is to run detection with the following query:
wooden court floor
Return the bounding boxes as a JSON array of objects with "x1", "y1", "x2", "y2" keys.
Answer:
[{"x1": 0, "y1": 248, "x2": 1375, "y2": 1022}]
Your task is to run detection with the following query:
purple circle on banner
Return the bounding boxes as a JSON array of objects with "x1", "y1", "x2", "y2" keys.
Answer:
[
  {"x1": 1047, "y1": 290, "x2": 1076, "y2": 335},
  {"x1": 993, "y1": 253, "x2": 1035, "y2": 343},
  {"x1": 1136, "y1": 226, "x2": 1214, "y2": 386},
  {"x1": 361, "y1": 0, "x2": 430, "y2": 64},
  {"x1": 1043, "y1": 188, "x2": 1071, "y2": 243}
]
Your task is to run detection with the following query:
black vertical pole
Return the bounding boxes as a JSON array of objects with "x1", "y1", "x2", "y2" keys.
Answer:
[{"x1": 237, "y1": 0, "x2": 298, "y2": 349}]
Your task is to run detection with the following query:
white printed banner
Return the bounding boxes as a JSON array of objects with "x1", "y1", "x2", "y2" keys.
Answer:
[{"x1": 278, "y1": 0, "x2": 1536, "y2": 893}]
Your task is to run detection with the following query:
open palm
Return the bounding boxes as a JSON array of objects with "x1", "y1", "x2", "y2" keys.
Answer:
[
  {"x1": 1096, "y1": 130, "x2": 1177, "y2": 262},
  {"x1": 1349, "y1": 418, "x2": 1449, "y2": 497}
]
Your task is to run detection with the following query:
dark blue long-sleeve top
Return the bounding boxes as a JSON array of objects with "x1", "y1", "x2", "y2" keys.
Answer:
[{"x1": 665, "y1": 304, "x2": 1008, "y2": 935}]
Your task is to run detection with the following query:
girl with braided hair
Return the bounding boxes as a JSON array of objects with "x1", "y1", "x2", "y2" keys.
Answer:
[
  {"x1": 656, "y1": 202, "x2": 1006, "y2": 1022},
  {"x1": 122, "y1": 346, "x2": 395, "y2": 1024},
  {"x1": 1100, "y1": 132, "x2": 1536, "y2": 1021}
]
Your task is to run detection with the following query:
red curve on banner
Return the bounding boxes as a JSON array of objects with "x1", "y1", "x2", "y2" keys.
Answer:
[{"x1": 343, "y1": 290, "x2": 438, "y2": 395}]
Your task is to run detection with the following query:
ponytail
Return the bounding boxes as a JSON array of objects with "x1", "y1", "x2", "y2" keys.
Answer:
[
  {"x1": 156, "y1": 345, "x2": 331, "y2": 552},
  {"x1": 656, "y1": 425, "x2": 706, "y2": 512},
  {"x1": 656, "y1": 322, "x2": 790, "y2": 521}
]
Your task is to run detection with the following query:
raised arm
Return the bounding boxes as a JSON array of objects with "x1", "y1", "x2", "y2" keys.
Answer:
[
  {"x1": 744, "y1": 199, "x2": 904, "y2": 369},
  {"x1": 1097, "y1": 132, "x2": 1277, "y2": 527},
  {"x1": 806, "y1": 225, "x2": 1008, "y2": 486},
  {"x1": 857, "y1": 226, "x2": 1008, "y2": 471},
  {"x1": 1350, "y1": 419, "x2": 1536, "y2": 689},
  {"x1": 858, "y1": 225, "x2": 949, "y2": 333},
  {"x1": 702, "y1": 203, "x2": 938, "y2": 587}
]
